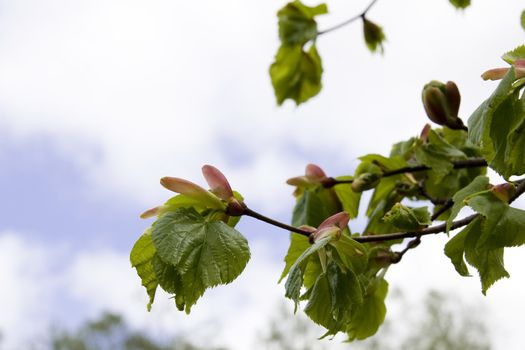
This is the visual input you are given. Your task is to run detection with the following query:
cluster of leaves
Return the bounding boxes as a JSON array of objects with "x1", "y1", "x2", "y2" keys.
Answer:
[
  {"x1": 269, "y1": 0, "x2": 386, "y2": 105},
  {"x1": 131, "y1": 166, "x2": 250, "y2": 313},
  {"x1": 269, "y1": 0, "x2": 472, "y2": 106},
  {"x1": 129, "y1": 0, "x2": 525, "y2": 344}
]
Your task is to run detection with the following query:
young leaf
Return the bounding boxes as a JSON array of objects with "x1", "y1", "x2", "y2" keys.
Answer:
[
  {"x1": 448, "y1": 0, "x2": 470, "y2": 9},
  {"x1": 130, "y1": 229, "x2": 158, "y2": 311},
  {"x1": 333, "y1": 176, "x2": 361, "y2": 219},
  {"x1": 277, "y1": 1, "x2": 328, "y2": 45},
  {"x1": 152, "y1": 208, "x2": 250, "y2": 313},
  {"x1": 285, "y1": 234, "x2": 334, "y2": 306},
  {"x1": 270, "y1": 43, "x2": 323, "y2": 105},
  {"x1": 468, "y1": 68, "x2": 525, "y2": 178},
  {"x1": 446, "y1": 175, "x2": 490, "y2": 232},
  {"x1": 304, "y1": 261, "x2": 363, "y2": 335},
  {"x1": 463, "y1": 219, "x2": 509, "y2": 295},
  {"x1": 383, "y1": 203, "x2": 431, "y2": 231},
  {"x1": 151, "y1": 255, "x2": 185, "y2": 311},
  {"x1": 444, "y1": 224, "x2": 471, "y2": 276},
  {"x1": 415, "y1": 129, "x2": 466, "y2": 183},
  {"x1": 502, "y1": 45, "x2": 525, "y2": 64},
  {"x1": 445, "y1": 217, "x2": 509, "y2": 294},
  {"x1": 521, "y1": 11, "x2": 525, "y2": 31},
  {"x1": 280, "y1": 233, "x2": 311, "y2": 282},
  {"x1": 466, "y1": 192, "x2": 525, "y2": 249},
  {"x1": 362, "y1": 18, "x2": 386, "y2": 54},
  {"x1": 346, "y1": 278, "x2": 388, "y2": 341}
]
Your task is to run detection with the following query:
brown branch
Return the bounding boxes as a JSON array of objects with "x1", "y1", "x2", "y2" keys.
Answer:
[
  {"x1": 354, "y1": 214, "x2": 478, "y2": 243},
  {"x1": 324, "y1": 157, "x2": 488, "y2": 188},
  {"x1": 381, "y1": 158, "x2": 487, "y2": 177},
  {"x1": 243, "y1": 207, "x2": 311, "y2": 237}
]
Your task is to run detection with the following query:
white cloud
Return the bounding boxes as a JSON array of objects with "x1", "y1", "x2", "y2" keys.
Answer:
[{"x1": 0, "y1": 0, "x2": 523, "y2": 214}]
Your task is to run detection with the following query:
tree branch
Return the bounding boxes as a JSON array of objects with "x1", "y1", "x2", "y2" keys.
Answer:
[
  {"x1": 381, "y1": 157, "x2": 488, "y2": 177},
  {"x1": 317, "y1": 0, "x2": 380, "y2": 36},
  {"x1": 243, "y1": 207, "x2": 311, "y2": 237},
  {"x1": 354, "y1": 214, "x2": 478, "y2": 243}
]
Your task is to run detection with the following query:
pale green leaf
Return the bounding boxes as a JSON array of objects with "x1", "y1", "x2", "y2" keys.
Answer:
[
  {"x1": 502, "y1": 45, "x2": 525, "y2": 64},
  {"x1": 333, "y1": 176, "x2": 361, "y2": 219},
  {"x1": 270, "y1": 43, "x2": 323, "y2": 105},
  {"x1": 304, "y1": 262, "x2": 362, "y2": 335},
  {"x1": 285, "y1": 234, "x2": 333, "y2": 305},
  {"x1": 277, "y1": 1, "x2": 327, "y2": 46},
  {"x1": 383, "y1": 204, "x2": 431, "y2": 231},
  {"x1": 346, "y1": 278, "x2": 388, "y2": 341},
  {"x1": 130, "y1": 229, "x2": 158, "y2": 311},
  {"x1": 280, "y1": 233, "x2": 310, "y2": 282}
]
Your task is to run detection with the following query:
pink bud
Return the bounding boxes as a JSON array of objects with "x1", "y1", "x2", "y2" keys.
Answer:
[
  {"x1": 481, "y1": 68, "x2": 509, "y2": 81},
  {"x1": 305, "y1": 164, "x2": 327, "y2": 180},
  {"x1": 201, "y1": 165, "x2": 234, "y2": 201},
  {"x1": 309, "y1": 212, "x2": 350, "y2": 243},
  {"x1": 160, "y1": 176, "x2": 224, "y2": 209},
  {"x1": 140, "y1": 206, "x2": 161, "y2": 219},
  {"x1": 318, "y1": 211, "x2": 350, "y2": 231}
]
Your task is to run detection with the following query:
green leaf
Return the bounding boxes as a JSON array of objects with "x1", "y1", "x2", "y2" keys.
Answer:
[
  {"x1": 521, "y1": 11, "x2": 525, "y2": 31},
  {"x1": 304, "y1": 261, "x2": 362, "y2": 335},
  {"x1": 346, "y1": 278, "x2": 388, "y2": 340},
  {"x1": 446, "y1": 175, "x2": 490, "y2": 232},
  {"x1": 152, "y1": 208, "x2": 250, "y2": 313},
  {"x1": 270, "y1": 43, "x2": 323, "y2": 105},
  {"x1": 333, "y1": 176, "x2": 361, "y2": 219},
  {"x1": 330, "y1": 234, "x2": 368, "y2": 274},
  {"x1": 292, "y1": 188, "x2": 340, "y2": 227},
  {"x1": 466, "y1": 192, "x2": 525, "y2": 249},
  {"x1": 383, "y1": 203, "x2": 431, "y2": 231},
  {"x1": 468, "y1": 68, "x2": 525, "y2": 178},
  {"x1": 445, "y1": 217, "x2": 509, "y2": 294},
  {"x1": 444, "y1": 226, "x2": 471, "y2": 276},
  {"x1": 130, "y1": 229, "x2": 158, "y2": 311},
  {"x1": 277, "y1": 1, "x2": 327, "y2": 46},
  {"x1": 280, "y1": 233, "x2": 310, "y2": 282},
  {"x1": 363, "y1": 18, "x2": 386, "y2": 54},
  {"x1": 448, "y1": 0, "x2": 470, "y2": 9},
  {"x1": 502, "y1": 45, "x2": 525, "y2": 64},
  {"x1": 415, "y1": 129, "x2": 466, "y2": 182},
  {"x1": 151, "y1": 255, "x2": 185, "y2": 311},
  {"x1": 285, "y1": 234, "x2": 334, "y2": 306},
  {"x1": 463, "y1": 218, "x2": 509, "y2": 294}
]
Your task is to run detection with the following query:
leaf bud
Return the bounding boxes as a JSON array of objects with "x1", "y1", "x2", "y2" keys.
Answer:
[
  {"x1": 363, "y1": 18, "x2": 386, "y2": 54},
  {"x1": 491, "y1": 183, "x2": 517, "y2": 203},
  {"x1": 351, "y1": 172, "x2": 381, "y2": 193},
  {"x1": 422, "y1": 80, "x2": 466, "y2": 130}
]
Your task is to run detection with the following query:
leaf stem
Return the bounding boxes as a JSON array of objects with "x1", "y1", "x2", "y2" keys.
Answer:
[{"x1": 317, "y1": 0, "x2": 380, "y2": 36}]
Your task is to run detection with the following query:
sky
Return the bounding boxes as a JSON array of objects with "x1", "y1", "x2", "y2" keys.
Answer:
[{"x1": 0, "y1": 0, "x2": 524, "y2": 349}]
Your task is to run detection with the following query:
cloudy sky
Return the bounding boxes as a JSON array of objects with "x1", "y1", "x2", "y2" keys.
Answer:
[{"x1": 1, "y1": 0, "x2": 524, "y2": 349}]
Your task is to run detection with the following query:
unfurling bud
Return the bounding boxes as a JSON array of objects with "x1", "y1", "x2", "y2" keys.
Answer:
[
  {"x1": 422, "y1": 80, "x2": 467, "y2": 131},
  {"x1": 351, "y1": 172, "x2": 381, "y2": 193},
  {"x1": 491, "y1": 183, "x2": 517, "y2": 203},
  {"x1": 309, "y1": 212, "x2": 350, "y2": 244}
]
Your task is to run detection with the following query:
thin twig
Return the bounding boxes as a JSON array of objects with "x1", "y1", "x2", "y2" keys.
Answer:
[
  {"x1": 243, "y1": 207, "x2": 311, "y2": 237},
  {"x1": 381, "y1": 158, "x2": 487, "y2": 177},
  {"x1": 354, "y1": 214, "x2": 478, "y2": 243},
  {"x1": 317, "y1": 0, "x2": 380, "y2": 36}
]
